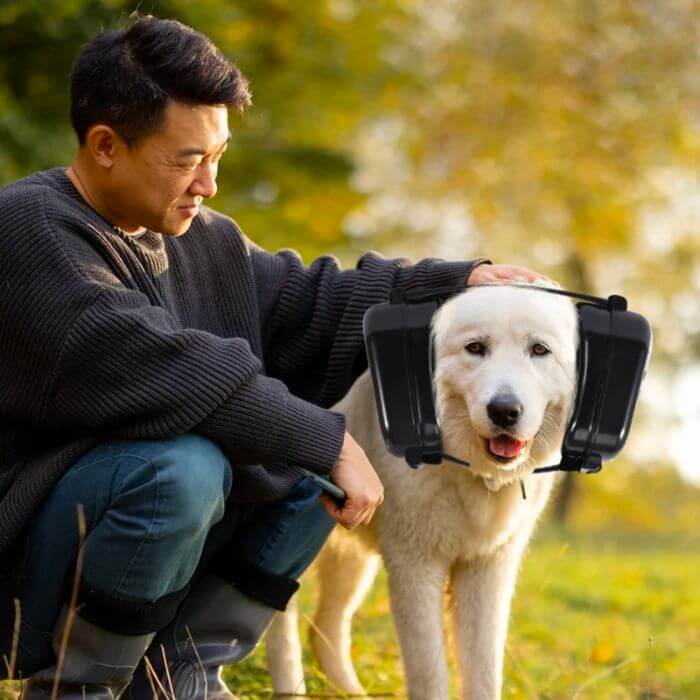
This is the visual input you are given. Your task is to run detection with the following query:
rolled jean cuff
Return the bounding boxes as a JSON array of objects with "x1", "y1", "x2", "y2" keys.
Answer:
[
  {"x1": 213, "y1": 556, "x2": 299, "y2": 611},
  {"x1": 68, "y1": 579, "x2": 191, "y2": 635}
]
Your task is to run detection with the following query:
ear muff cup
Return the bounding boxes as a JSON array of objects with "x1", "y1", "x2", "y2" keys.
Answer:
[
  {"x1": 364, "y1": 299, "x2": 441, "y2": 468},
  {"x1": 561, "y1": 301, "x2": 652, "y2": 473}
]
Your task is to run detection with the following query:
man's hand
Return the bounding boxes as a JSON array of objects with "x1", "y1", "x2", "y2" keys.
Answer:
[
  {"x1": 467, "y1": 263, "x2": 556, "y2": 286},
  {"x1": 322, "y1": 431, "x2": 384, "y2": 530}
]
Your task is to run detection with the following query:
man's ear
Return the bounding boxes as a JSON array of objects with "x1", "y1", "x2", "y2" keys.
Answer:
[{"x1": 84, "y1": 124, "x2": 121, "y2": 169}]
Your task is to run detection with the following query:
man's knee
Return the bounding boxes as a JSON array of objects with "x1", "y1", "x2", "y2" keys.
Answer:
[
  {"x1": 147, "y1": 433, "x2": 232, "y2": 533},
  {"x1": 229, "y1": 476, "x2": 335, "y2": 584}
]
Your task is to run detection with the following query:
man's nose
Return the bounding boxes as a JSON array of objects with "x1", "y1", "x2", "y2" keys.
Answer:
[
  {"x1": 487, "y1": 394, "x2": 523, "y2": 428},
  {"x1": 190, "y1": 163, "x2": 218, "y2": 199}
]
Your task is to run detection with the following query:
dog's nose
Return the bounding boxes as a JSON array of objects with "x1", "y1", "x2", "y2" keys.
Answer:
[{"x1": 487, "y1": 395, "x2": 523, "y2": 428}]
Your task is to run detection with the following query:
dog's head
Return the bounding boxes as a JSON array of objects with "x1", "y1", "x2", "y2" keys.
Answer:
[{"x1": 431, "y1": 283, "x2": 579, "y2": 489}]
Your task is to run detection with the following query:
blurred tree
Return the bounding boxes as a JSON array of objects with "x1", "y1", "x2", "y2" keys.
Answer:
[
  {"x1": 350, "y1": 1, "x2": 700, "y2": 271},
  {"x1": 1, "y1": 0, "x2": 698, "y2": 510},
  {"x1": 341, "y1": 0, "x2": 700, "y2": 517},
  {"x1": 0, "y1": 0, "x2": 411, "y2": 258}
]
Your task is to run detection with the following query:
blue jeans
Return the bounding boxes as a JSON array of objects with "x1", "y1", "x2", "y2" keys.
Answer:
[{"x1": 15, "y1": 433, "x2": 334, "y2": 675}]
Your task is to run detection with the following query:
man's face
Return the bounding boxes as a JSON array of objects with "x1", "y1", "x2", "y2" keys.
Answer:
[{"x1": 109, "y1": 101, "x2": 230, "y2": 236}]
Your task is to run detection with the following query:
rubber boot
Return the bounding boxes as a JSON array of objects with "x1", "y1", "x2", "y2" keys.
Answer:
[
  {"x1": 23, "y1": 606, "x2": 154, "y2": 699},
  {"x1": 127, "y1": 574, "x2": 277, "y2": 700}
]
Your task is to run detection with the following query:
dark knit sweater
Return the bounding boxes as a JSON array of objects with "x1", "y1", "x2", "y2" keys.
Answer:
[{"x1": 0, "y1": 167, "x2": 487, "y2": 564}]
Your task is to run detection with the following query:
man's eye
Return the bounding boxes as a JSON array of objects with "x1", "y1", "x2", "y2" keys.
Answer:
[
  {"x1": 465, "y1": 342, "x2": 486, "y2": 356},
  {"x1": 532, "y1": 343, "x2": 550, "y2": 356},
  {"x1": 180, "y1": 162, "x2": 199, "y2": 172}
]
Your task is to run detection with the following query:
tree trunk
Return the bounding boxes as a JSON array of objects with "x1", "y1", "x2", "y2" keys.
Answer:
[{"x1": 550, "y1": 253, "x2": 591, "y2": 525}]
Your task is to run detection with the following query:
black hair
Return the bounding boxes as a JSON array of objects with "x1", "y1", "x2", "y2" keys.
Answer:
[{"x1": 70, "y1": 14, "x2": 251, "y2": 146}]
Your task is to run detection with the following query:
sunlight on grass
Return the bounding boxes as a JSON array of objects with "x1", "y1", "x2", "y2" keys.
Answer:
[
  {"x1": 2, "y1": 475, "x2": 698, "y2": 700},
  {"x1": 2, "y1": 526, "x2": 697, "y2": 699},
  {"x1": 221, "y1": 526, "x2": 700, "y2": 699}
]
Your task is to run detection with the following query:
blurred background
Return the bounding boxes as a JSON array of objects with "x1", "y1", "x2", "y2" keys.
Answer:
[{"x1": 0, "y1": 1, "x2": 698, "y2": 697}]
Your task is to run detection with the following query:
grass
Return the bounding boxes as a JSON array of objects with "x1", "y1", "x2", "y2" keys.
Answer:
[
  {"x1": 3, "y1": 469, "x2": 698, "y2": 699},
  {"x1": 220, "y1": 526, "x2": 700, "y2": 699}
]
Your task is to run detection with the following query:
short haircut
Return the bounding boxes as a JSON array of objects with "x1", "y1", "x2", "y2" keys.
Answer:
[{"x1": 70, "y1": 14, "x2": 251, "y2": 146}]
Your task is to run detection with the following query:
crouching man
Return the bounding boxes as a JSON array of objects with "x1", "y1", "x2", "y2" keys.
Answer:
[{"x1": 0, "y1": 14, "x2": 542, "y2": 699}]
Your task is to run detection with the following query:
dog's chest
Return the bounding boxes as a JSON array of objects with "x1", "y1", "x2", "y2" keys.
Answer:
[{"x1": 376, "y1": 462, "x2": 546, "y2": 562}]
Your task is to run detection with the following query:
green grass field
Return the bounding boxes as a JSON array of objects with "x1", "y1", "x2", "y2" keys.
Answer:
[
  {"x1": 3, "y1": 469, "x2": 698, "y2": 699},
  {"x1": 221, "y1": 526, "x2": 700, "y2": 699},
  {"x1": 225, "y1": 467, "x2": 700, "y2": 699}
]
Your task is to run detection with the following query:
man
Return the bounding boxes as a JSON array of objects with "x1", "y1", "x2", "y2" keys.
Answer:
[{"x1": 0, "y1": 15, "x2": 546, "y2": 700}]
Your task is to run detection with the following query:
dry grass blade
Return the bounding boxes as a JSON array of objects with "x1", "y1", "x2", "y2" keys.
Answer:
[
  {"x1": 3, "y1": 598, "x2": 21, "y2": 680},
  {"x1": 300, "y1": 611, "x2": 367, "y2": 698},
  {"x1": 505, "y1": 643, "x2": 539, "y2": 700},
  {"x1": 160, "y1": 644, "x2": 176, "y2": 700},
  {"x1": 51, "y1": 502, "x2": 87, "y2": 700},
  {"x1": 144, "y1": 655, "x2": 160, "y2": 699},
  {"x1": 571, "y1": 656, "x2": 639, "y2": 700},
  {"x1": 184, "y1": 624, "x2": 207, "y2": 699},
  {"x1": 293, "y1": 673, "x2": 308, "y2": 697},
  {"x1": 144, "y1": 654, "x2": 171, "y2": 699},
  {"x1": 301, "y1": 612, "x2": 339, "y2": 665}
]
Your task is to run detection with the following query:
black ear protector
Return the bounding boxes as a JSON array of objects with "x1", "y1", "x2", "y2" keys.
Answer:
[{"x1": 362, "y1": 284, "x2": 652, "y2": 475}]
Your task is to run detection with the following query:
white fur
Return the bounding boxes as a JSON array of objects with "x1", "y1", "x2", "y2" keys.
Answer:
[{"x1": 266, "y1": 284, "x2": 579, "y2": 699}]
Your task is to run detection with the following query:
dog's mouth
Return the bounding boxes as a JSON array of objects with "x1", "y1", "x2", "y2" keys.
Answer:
[{"x1": 482, "y1": 435, "x2": 528, "y2": 464}]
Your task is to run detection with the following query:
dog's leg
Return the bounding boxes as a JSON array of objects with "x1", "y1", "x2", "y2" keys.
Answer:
[
  {"x1": 266, "y1": 594, "x2": 307, "y2": 695},
  {"x1": 385, "y1": 554, "x2": 450, "y2": 700},
  {"x1": 310, "y1": 535, "x2": 380, "y2": 694},
  {"x1": 450, "y1": 538, "x2": 527, "y2": 700}
]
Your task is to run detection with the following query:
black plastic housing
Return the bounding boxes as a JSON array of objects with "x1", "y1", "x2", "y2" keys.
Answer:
[
  {"x1": 561, "y1": 301, "x2": 652, "y2": 473},
  {"x1": 364, "y1": 299, "x2": 441, "y2": 467}
]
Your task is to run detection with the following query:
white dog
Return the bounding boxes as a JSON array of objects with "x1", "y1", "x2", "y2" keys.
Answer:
[{"x1": 265, "y1": 283, "x2": 579, "y2": 700}]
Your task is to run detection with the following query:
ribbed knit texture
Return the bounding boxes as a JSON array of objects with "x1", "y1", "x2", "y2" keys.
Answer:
[{"x1": 0, "y1": 167, "x2": 487, "y2": 633}]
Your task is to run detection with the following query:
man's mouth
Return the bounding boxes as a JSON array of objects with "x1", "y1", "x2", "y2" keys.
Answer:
[
  {"x1": 483, "y1": 435, "x2": 527, "y2": 463},
  {"x1": 178, "y1": 204, "x2": 199, "y2": 215}
]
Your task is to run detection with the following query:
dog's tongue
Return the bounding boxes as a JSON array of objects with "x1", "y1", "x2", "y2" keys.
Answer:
[{"x1": 489, "y1": 435, "x2": 525, "y2": 458}]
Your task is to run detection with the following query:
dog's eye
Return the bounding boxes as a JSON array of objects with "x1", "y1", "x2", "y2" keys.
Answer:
[
  {"x1": 532, "y1": 343, "x2": 550, "y2": 356},
  {"x1": 465, "y1": 342, "x2": 486, "y2": 356}
]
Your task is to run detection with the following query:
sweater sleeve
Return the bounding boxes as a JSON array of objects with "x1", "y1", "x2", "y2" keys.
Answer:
[
  {"x1": 249, "y1": 240, "x2": 491, "y2": 408},
  {"x1": 43, "y1": 286, "x2": 346, "y2": 475}
]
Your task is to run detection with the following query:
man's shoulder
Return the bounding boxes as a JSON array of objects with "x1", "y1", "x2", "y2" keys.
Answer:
[
  {"x1": 0, "y1": 169, "x2": 99, "y2": 281},
  {"x1": 0, "y1": 168, "x2": 68, "y2": 227},
  {"x1": 0, "y1": 168, "x2": 62, "y2": 202}
]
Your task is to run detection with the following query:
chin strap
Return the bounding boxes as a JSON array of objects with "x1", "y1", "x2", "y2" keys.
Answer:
[
  {"x1": 440, "y1": 451, "x2": 598, "y2": 475},
  {"x1": 441, "y1": 452, "x2": 470, "y2": 467},
  {"x1": 439, "y1": 452, "x2": 564, "y2": 501},
  {"x1": 441, "y1": 452, "x2": 530, "y2": 500}
]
